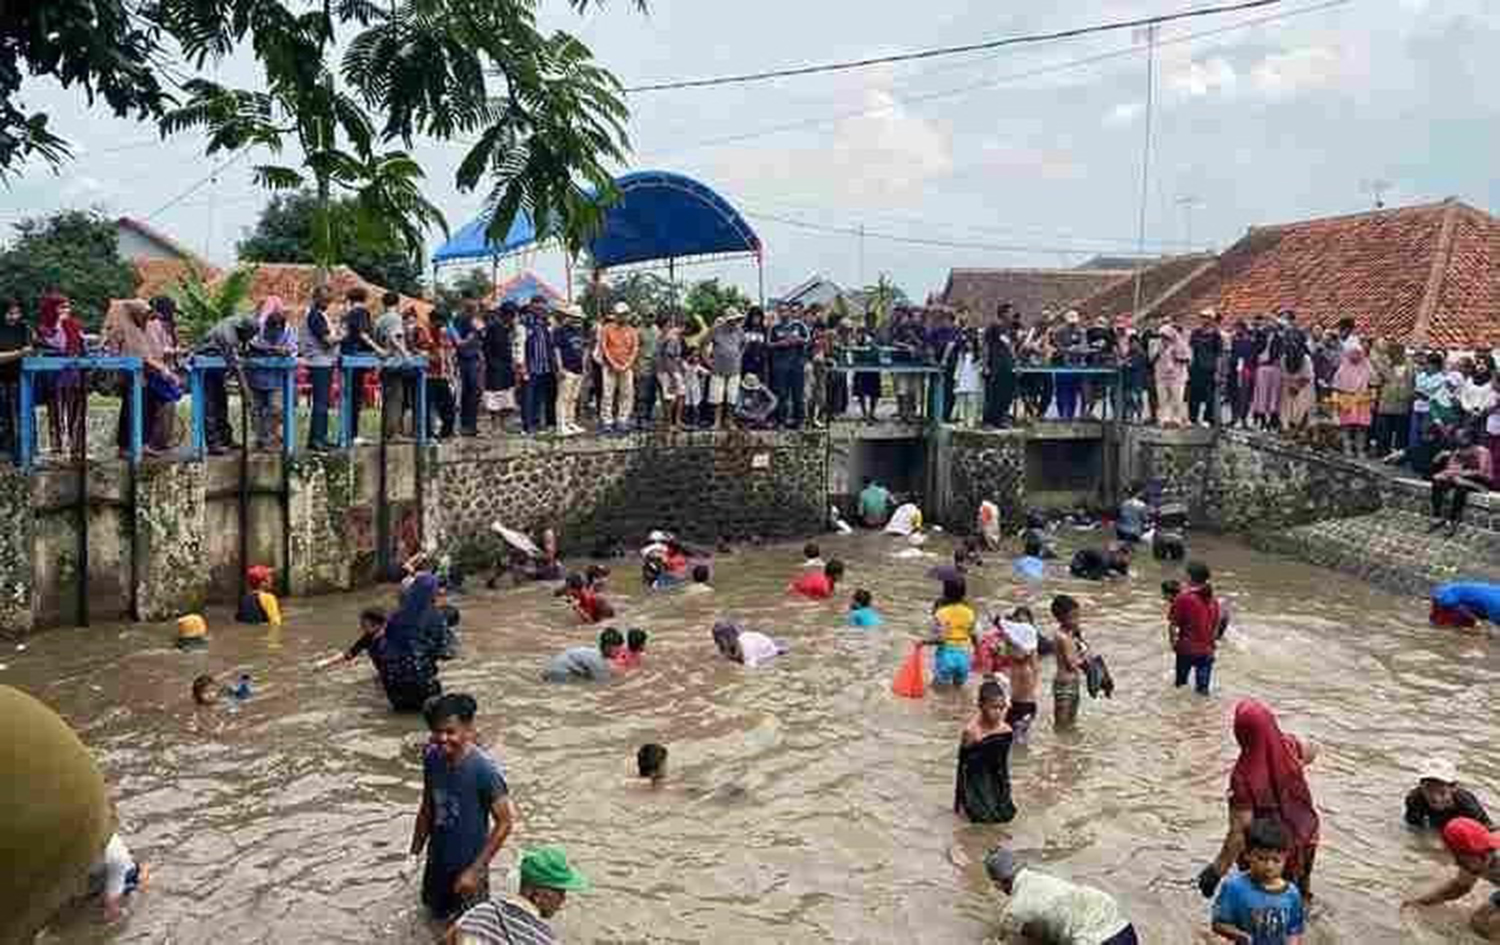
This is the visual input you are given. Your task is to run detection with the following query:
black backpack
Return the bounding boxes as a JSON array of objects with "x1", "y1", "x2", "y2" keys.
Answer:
[{"x1": 1282, "y1": 330, "x2": 1308, "y2": 374}]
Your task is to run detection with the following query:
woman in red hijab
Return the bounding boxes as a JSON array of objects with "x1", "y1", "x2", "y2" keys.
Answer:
[
  {"x1": 35, "y1": 292, "x2": 86, "y2": 458},
  {"x1": 1198, "y1": 700, "x2": 1321, "y2": 902}
]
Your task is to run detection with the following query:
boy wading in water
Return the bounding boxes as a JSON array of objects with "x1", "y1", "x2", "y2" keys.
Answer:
[
  {"x1": 1050, "y1": 595, "x2": 1085, "y2": 730},
  {"x1": 1211, "y1": 817, "x2": 1306, "y2": 945},
  {"x1": 955, "y1": 679, "x2": 1017, "y2": 823},
  {"x1": 411, "y1": 694, "x2": 517, "y2": 923}
]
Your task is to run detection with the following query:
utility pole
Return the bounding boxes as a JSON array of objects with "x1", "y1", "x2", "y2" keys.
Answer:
[
  {"x1": 857, "y1": 224, "x2": 866, "y2": 289},
  {"x1": 1360, "y1": 178, "x2": 1392, "y2": 210},
  {"x1": 1131, "y1": 23, "x2": 1159, "y2": 321},
  {"x1": 1176, "y1": 194, "x2": 1203, "y2": 252}
]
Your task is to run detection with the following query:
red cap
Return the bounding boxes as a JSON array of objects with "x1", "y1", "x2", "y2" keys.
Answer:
[
  {"x1": 1442, "y1": 818, "x2": 1500, "y2": 858},
  {"x1": 246, "y1": 565, "x2": 273, "y2": 588}
]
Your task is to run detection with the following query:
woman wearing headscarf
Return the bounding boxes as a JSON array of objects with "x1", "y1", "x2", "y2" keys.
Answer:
[
  {"x1": 35, "y1": 291, "x2": 86, "y2": 459},
  {"x1": 1152, "y1": 322, "x2": 1190, "y2": 428},
  {"x1": 1331, "y1": 340, "x2": 1374, "y2": 457},
  {"x1": 376, "y1": 573, "x2": 446, "y2": 711},
  {"x1": 104, "y1": 299, "x2": 179, "y2": 456},
  {"x1": 710, "y1": 621, "x2": 782, "y2": 668},
  {"x1": 1279, "y1": 324, "x2": 1317, "y2": 431},
  {"x1": 1198, "y1": 700, "x2": 1321, "y2": 903}
]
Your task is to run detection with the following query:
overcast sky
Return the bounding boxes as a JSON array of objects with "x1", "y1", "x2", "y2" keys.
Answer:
[{"x1": 5, "y1": 0, "x2": 1497, "y2": 304}]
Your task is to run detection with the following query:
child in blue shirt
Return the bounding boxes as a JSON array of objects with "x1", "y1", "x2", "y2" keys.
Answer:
[
  {"x1": 848, "y1": 588, "x2": 882, "y2": 628},
  {"x1": 1212, "y1": 816, "x2": 1305, "y2": 944}
]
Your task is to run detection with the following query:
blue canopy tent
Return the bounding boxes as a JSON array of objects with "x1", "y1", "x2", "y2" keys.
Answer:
[{"x1": 431, "y1": 170, "x2": 765, "y2": 303}]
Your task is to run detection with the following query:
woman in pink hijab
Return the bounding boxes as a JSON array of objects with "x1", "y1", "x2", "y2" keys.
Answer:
[
  {"x1": 1331, "y1": 341, "x2": 1374, "y2": 457},
  {"x1": 1153, "y1": 322, "x2": 1191, "y2": 428}
]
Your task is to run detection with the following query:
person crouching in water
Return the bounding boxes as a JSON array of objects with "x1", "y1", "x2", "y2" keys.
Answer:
[
  {"x1": 984, "y1": 847, "x2": 1139, "y2": 944},
  {"x1": 790, "y1": 559, "x2": 844, "y2": 599},
  {"x1": 955, "y1": 679, "x2": 1016, "y2": 823},
  {"x1": 236, "y1": 565, "x2": 282, "y2": 627},
  {"x1": 613, "y1": 629, "x2": 648, "y2": 670},
  {"x1": 542, "y1": 628, "x2": 623, "y2": 682},
  {"x1": 557, "y1": 572, "x2": 614, "y2": 623}
]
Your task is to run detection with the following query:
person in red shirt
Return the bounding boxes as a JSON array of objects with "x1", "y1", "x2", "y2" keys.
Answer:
[
  {"x1": 557, "y1": 572, "x2": 614, "y2": 623},
  {"x1": 1168, "y1": 561, "x2": 1222, "y2": 695},
  {"x1": 790, "y1": 559, "x2": 844, "y2": 599}
]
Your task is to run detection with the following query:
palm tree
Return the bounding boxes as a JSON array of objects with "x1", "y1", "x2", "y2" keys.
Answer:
[{"x1": 170, "y1": 265, "x2": 255, "y2": 345}]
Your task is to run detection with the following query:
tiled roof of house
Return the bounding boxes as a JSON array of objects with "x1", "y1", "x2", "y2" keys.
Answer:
[
  {"x1": 1075, "y1": 253, "x2": 1216, "y2": 321},
  {"x1": 940, "y1": 267, "x2": 1133, "y2": 322},
  {"x1": 1152, "y1": 199, "x2": 1500, "y2": 348},
  {"x1": 234, "y1": 263, "x2": 433, "y2": 321},
  {"x1": 132, "y1": 258, "x2": 222, "y2": 300}
]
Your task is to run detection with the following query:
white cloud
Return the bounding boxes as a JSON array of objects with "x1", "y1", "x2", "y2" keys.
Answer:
[
  {"x1": 1104, "y1": 102, "x2": 1144, "y2": 127},
  {"x1": 1168, "y1": 56, "x2": 1237, "y2": 98},
  {"x1": 1251, "y1": 47, "x2": 1341, "y2": 98},
  {"x1": 61, "y1": 175, "x2": 103, "y2": 200}
]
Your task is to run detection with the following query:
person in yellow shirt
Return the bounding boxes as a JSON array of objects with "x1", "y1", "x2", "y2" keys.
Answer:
[
  {"x1": 236, "y1": 565, "x2": 282, "y2": 627},
  {"x1": 923, "y1": 577, "x2": 977, "y2": 686}
]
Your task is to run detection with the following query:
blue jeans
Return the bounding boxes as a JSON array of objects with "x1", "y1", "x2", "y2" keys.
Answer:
[
  {"x1": 522, "y1": 372, "x2": 555, "y2": 432},
  {"x1": 458, "y1": 358, "x2": 481, "y2": 434},
  {"x1": 1054, "y1": 374, "x2": 1080, "y2": 419},
  {"x1": 307, "y1": 366, "x2": 332, "y2": 448},
  {"x1": 1174, "y1": 653, "x2": 1214, "y2": 694}
]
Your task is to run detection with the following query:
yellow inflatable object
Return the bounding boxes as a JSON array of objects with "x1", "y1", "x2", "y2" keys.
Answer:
[{"x1": 0, "y1": 685, "x2": 111, "y2": 944}]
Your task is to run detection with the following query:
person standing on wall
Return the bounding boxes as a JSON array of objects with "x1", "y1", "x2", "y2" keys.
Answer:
[
  {"x1": 195, "y1": 310, "x2": 258, "y2": 455},
  {"x1": 633, "y1": 309, "x2": 658, "y2": 427},
  {"x1": 340, "y1": 286, "x2": 384, "y2": 443},
  {"x1": 373, "y1": 291, "x2": 409, "y2": 440},
  {"x1": 1188, "y1": 309, "x2": 1223, "y2": 426},
  {"x1": 551, "y1": 304, "x2": 587, "y2": 437},
  {"x1": 707, "y1": 307, "x2": 746, "y2": 430},
  {"x1": 769, "y1": 303, "x2": 810, "y2": 429},
  {"x1": 481, "y1": 302, "x2": 518, "y2": 437},
  {"x1": 518, "y1": 295, "x2": 558, "y2": 435},
  {"x1": 416, "y1": 308, "x2": 457, "y2": 439},
  {"x1": 298, "y1": 285, "x2": 337, "y2": 451},
  {"x1": 598, "y1": 302, "x2": 638, "y2": 434},
  {"x1": 0, "y1": 298, "x2": 31, "y2": 458}
]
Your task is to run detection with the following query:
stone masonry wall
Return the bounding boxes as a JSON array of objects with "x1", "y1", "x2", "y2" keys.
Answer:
[
  {"x1": 945, "y1": 430, "x2": 1026, "y2": 532},
  {"x1": 0, "y1": 464, "x2": 33, "y2": 636},
  {"x1": 1202, "y1": 431, "x2": 1384, "y2": 532},
  {"x1": 286, "y1": 451, "x2": 360, "y2": 596},
  {"x1": 424, "y1": 431, "x2": 829, "y2": 567},
  {"x1": 133, "y1": 460, "x2": 208, "y2": 621}
]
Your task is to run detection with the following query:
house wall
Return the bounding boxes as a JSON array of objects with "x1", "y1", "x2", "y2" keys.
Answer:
[{"x1": 116, "y1": 226, "x2": 186, "y2": 263}]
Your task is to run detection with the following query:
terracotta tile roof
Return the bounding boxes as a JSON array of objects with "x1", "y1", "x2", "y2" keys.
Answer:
[
  {"x1": 132, "y1": 258, "x2": 222, "y2": 300},
  {"x1": 940, "y1": 267, "x2": 1133, "y2": 322},
  {"x1": 1076, "y1": 253, "x2": 1216, "y2": 321},
  {"x1": 1152, "y1": 199, "x2": 1500, "y2": 347},
  {"x1": 233, "y1": 263, "x2": 433, "y2": 322}
]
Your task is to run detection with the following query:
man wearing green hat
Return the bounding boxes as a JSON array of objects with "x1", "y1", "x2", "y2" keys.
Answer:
[{"x1": 447, "y1": 846, "x2": 589, "y2": 944}]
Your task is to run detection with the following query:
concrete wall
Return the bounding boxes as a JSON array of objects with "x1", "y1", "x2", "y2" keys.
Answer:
[{"x1": 1, "y1": 432, "x2": 830, "y2": 636}]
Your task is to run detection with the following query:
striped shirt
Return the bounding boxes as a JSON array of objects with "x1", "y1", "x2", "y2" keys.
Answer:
[{"x1": 454, "y1": 896, "x2": 557, "y2": 945}]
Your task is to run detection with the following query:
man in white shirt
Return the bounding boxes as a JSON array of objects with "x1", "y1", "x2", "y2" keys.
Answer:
[{"x1": 985, "y1": 847, "x2": 1138, "y2": 945}]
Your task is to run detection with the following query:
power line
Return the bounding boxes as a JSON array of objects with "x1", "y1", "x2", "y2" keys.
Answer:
[
  {"x1": 623, "y1": 0, "x2": 1281, "y2": 93},
  {"x1": 741, "y1": 207, "x2": 1139, "y2": 257},
  {"x1": 638, "y1": 0, "x2": 1350, "y2": 160},
  {"x1": 145, "y1": 148, "x2": 253, "y2": 221}
]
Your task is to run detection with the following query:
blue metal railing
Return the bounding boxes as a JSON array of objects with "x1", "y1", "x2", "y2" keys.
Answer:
[
  {"x1": 19, "y1": 356, "x2": 144, "y2": 470},
  {"x1": 185, "y1": 354, "x2": 428, "y2": 457}
]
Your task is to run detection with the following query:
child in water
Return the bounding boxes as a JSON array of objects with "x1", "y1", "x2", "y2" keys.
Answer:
[
  {"x1": 683, "y1": 564, "x2": 714, "y2": 595},
  {"x1": 923, "y1": 577, "x2": 978, "y2": 686},
  {"x1": 848, "y1": 588, "x2": 882, "y2": 627},
  {"x1": 801, "y1": 542, "x2": 825, "y2": 568},
  {"x1": 999, "y1": 615, "x2": 1041, "y2": 747},
  {"x1": 90, "y1": 826, "x2": 150, "y2": 921},
  {"x1": 558, "y1": 572, "x2": 615, "y2": 623},
  {"x1": 1211, "y1": 817, "x2": 1306, "y2": 945},
  {"x1": 637, "y1": 743, "x2": 668, "y2": 786},
  {"x1": 191, "y1": 674, "x2": 219, "y2": 706},
  {"x1": 235, "y1": 565, "x2": 282, "y2": 627},
  {"x1": 1050, "y1": 595, "x2": 1086, "y2": 730},
  {"x1": 954, "y1": 679, "x2": 1016, "y2": 823},
  {"x1": 613, "y1": 629, "x2": 648, "y2": 670},
  {"x1": 790, "y1": 559, "x2": 844, "y2": 599}
]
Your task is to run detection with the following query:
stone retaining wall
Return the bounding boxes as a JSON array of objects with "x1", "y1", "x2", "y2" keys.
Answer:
[
  {"x1": 945, "y1": 430, "x2": 1027, "y2": 531},
  {"x1": 424, "y1": 431, "x2": 828, "y2": 568}
]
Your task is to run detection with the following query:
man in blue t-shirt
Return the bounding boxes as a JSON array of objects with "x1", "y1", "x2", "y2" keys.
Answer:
[
  {"x1": 768, "y1": 306, "x2": 811, "y2": 428},
  {"x1": 551, "y1": 306, "x2": 588, "y2": 436},
  {"x1": 411, "y1": 694, "x2": 516, "y2": 921},
  {"x1": 1211, "y1": 817, "x2": 1306, "y2": 945},
  {"x1": 857, "y1": 477, "x2": 892, "y2": 527}
]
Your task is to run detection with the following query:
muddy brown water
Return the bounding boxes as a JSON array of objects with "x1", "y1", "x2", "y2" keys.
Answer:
[{"x1": 8, "y1": 531, "x2": 1497, "y2": 944}]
